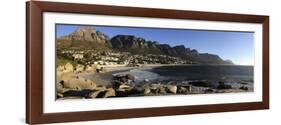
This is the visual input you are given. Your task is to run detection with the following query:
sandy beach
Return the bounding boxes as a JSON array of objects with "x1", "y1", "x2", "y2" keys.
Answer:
[
  {"x1": 76, "y1": 66, "x2": 137, "y2": 85},
  {"x1": 56, "y1": 64, "x2": 254, "y2": 99}
]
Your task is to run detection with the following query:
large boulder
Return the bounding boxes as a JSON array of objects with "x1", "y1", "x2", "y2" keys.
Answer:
[
  {"x1": 64, "y1": 63, "x2": 74, "y2": 72},
  {"x1": 143, "y1": 88, "x2": 151, "y2": 95},
  {"x1": 159, "y1": 87, "x2": 167, "y2": 94},
  {"x1": 75, "y1": 64, "x2": 84, "y2": 72},
  {"x1": 113, "y1": 74, "x2": 135, "y2": 84},
  {"x1": 188, "y1": 81, "x2": 214, "y2": 87},
  {"x1": 89, "y1": 90, "x2": 102, "y2": 98},
  {"x1": 56, "y1": 65, "x2": 65, "y2": 73},
  {"x1": 96, "y1": 85, "x2": 107, "y2": 90},
  {"x1": 239, "y1": 86, "x2": 249, "y2": 91},
  {"x1": 112, "y1": 81, "x2": 124, "y2": 89},
  {"x1": 177, "y1": 86, "x2": 188, "y2": 94},
  {"x1": 217, "y1": 82, "x2": 232, "y2": 89},
  {"x1": 104, "y1": 88, "x2": 116, "y2": 98},
  {"x1": 63, "y1": 89, "x2": 93, "y2": 98},
  {"x1": 166, "y1": 85, "x2": 177, "y2": 94},
  {"x1": 118, "y1": 84, "x2": 132, "y2": 91},
  {"x1": 115, "y1": 87, "x2": 143, "y2": 97},
  {"x1": 204, "y1": 89, "x2": 214, "y2": 93},
  {"x1": 89, "y1": 88, "x2": 116, "y2": 98},
  {"x1": 56, "y1": 80, "x2": 65, "y2": 94},
  {"x1": 125, "y1": 74, "x2": 135, "y2": 80},
  {"x1": 177, "y1": 85, "x2": 192, "y2": 94},
  {"x1": 62, "y1": 76, "x2": 97, "y2": 90}
]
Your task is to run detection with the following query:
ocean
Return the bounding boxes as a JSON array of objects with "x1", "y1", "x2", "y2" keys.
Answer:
[
  {"x1": 150, "y1": 65, "x2": 254, "y2": 81},
  {"x1": 112, "y1": 65, "x2": 254, "y2": 82}
]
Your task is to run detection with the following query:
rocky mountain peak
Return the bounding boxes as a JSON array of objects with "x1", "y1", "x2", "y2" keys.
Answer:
[
  {"x1": 56, "y1": 26, "x2": 111, "y2": 49},
  {"x1": 74, "y1": 26, "x2": 96, "y2": 34},
  {"x1": 70, "y1": 26, "x2": 97, "y2": 41},
  {"x1": 57, "y1": 26, "x2": 233, "y2": 64}
]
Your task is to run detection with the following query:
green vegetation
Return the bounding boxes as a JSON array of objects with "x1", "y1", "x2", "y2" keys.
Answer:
[
  {"x1": 57, "y1": 57, "x2": 77, "y2": 67},
  {"x1": 122, "y1": 48, "x2": 162, "y2": 55},
  {"x1": 57, "y1": 39, "x2": 111, "y2": 51}
]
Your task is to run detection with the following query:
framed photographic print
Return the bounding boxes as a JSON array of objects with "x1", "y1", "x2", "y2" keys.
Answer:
[{"x1": 26, "y1": 1, "x2": 269, "y2": 124}]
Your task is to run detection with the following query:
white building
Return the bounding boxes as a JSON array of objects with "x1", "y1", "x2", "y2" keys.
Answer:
[{"x1": 72, "y1": 54, "x2": 84, "y2": 60}]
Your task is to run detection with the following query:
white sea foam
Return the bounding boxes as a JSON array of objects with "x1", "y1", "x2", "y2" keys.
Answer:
[{"x1": 113, "y1": 69, "x2": 160, "y2": 82}]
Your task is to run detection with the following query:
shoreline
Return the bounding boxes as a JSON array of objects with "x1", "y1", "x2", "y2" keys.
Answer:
[
  {"x1": 56, "y1": 64, "x2": 254, "y2": 99},
  {"x1": 104, "y1": 64, "x2": 254, "y2": 72},
  {"x1": 81, "y1": 64, "x2": 254, "y2": 85}
]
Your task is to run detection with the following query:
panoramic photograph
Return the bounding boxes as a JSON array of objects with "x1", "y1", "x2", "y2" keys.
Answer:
[{"x1": 55, "y1": 24, "x2": 254, "y2": 100}]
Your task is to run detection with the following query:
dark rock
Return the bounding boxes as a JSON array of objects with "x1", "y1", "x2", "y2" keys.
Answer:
[
  {"x1": 120, "y1": 77, "x2": 127, "y2": 83},
  {"x1": 63, "y1": 89, "x2": 93, "y2": 98},
  {"x1": 150, "y1": 87, "x2": 159, "y2": 94},
  {"x1": 89, "y1": 88, "x2": 115, "y2": 98},
  {"x1": 217, "y1": 82, "x2": 232, "y2": 89},
  {"x1": 189, "y1": 81, "x2": 214, "y2": 87},
  {"x1": 166, "y1": 85, "x2": 177, "y2": 94},
  {"x1": 113, "y1": 75, "x2": 133, "y2": 83},
  {"x1": 133, "y1": 87, "x2": 145, "y2": 93},
  {"x1": 125, "y1": 74, "x2": 135, "y2": 80},
  {"x1": 59, "y1": 80, "x2": 65, "y2": 88},
  {"x1": 177, "y1": 86, "x2": 189, "y2": 94},
  {"x1": 143, "y1": 88, "x2": 151, "y2": 95},
  {"x1": 239, "y1": 86, "x2": 249, "y2": 91},
  {"x1": 56, "y1": 93, "x2": 64, "y2": 98},
  {"x1": 112, "y1": 81, "x2": 123, "y2": 89},
  {"x1": 95, "y1": 91, "x2": 107, "y2": 98},
  {"x1": 204, "y1": 89, "x2": 214, "y2": 93},
  {"x1": 103, "y1": 88, "x2": 116, "y2": 98},
  {"x1": 115, "y1": 87, "x2": 143, "y2": 97},
  {"x1": 159, "y1": 87, "x2": 167, "y2": 94}
]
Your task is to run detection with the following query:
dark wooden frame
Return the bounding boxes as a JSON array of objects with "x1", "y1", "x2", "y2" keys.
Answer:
[{"x1": 26, "y1": 1, "x2": 269, "y2": 124}]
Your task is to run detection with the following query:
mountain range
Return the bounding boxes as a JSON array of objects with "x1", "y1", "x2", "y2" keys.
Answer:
[{"x1": 56, "y1": 26, "x2": 233, "y2": 64}]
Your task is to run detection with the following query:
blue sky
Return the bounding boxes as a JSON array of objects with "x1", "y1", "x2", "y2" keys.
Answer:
[{"x1": 56, "y1": 24, "x2": 254, "y2": 65}]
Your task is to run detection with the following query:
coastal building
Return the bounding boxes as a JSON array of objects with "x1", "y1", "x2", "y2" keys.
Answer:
[{"x1": 72, "y1": 54, "x2": 84, "y2": 60}]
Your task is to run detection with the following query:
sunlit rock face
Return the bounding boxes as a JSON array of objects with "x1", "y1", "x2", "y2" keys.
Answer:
[{"x1": 57, "y1": 26, "x2": 233, "y2": 64}]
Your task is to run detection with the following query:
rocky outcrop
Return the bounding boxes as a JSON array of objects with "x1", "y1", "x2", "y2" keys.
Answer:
[
  {"x1": 239, "y1": 86, "x2": 249, "y2": 90},
  {"x1": 189, "y1": 80, "x2": 214, "y2": 87},
  {"x1": 109, "y1": 35, "x2": 232, "y2": 64},
  {"x1": 57, "y1": 72, "x2": 248, "y2": 99},
  {"x1": 59, "y1": 76, "x2": 97, "y2": 90},
  {"x1": 217, "y1": 82, "x2": 232, "y2": 89},
  {"x1": 57, "y1": 26, "x2": 111, "y2": 50},
  {"x1": 63, "y1": 89, "x2": 93, "y2": 98},
  {"x1": 57, "y1": 63, "x2": 74, "y2": 73},
  {"x1": 65, "y1": 63, "x2": 74, "y2": 72},
  {"x1": 166, "y1": 85, "x2": 177, "y2": 94},
  {"x1": 177, "y1": 86, "x2": 191, "y2": 94}
]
